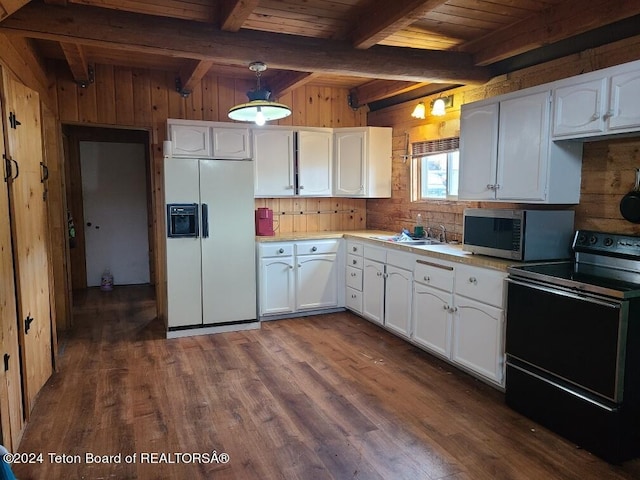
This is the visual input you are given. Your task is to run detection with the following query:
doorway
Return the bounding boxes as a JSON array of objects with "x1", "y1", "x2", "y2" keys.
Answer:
[{"x1": 64, "y1": 126, "x2": 155, "y2": 291}]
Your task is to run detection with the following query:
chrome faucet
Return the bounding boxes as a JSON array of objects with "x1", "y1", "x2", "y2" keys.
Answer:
[{"x1": 439, "y1": 224, "x2": 447, "y2": 243}]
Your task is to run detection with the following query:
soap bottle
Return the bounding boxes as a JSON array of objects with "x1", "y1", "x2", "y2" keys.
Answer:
[{"x1": 414, "y1": 213, "x2": 425, "y2": 238}]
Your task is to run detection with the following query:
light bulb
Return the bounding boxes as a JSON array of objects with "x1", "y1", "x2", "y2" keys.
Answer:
[
  {"x1": 431, "y1": 98, "x2": 446, "y2": 116},
  {"x1": 255, "y1": 107, "x2": 265, "y2": 126}
]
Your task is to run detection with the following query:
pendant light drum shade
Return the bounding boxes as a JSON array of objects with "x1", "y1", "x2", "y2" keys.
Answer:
[{"x1": 228, "y1": 62, "x2": 292, "y2": 125}]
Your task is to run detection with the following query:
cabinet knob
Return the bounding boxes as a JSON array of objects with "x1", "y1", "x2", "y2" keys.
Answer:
[
  {"x1": 288, "y1": 265, "x2": 294, "y2": 269},
  {"x1": 352, "y1": 247, "x2": 358, "y2": 252},
  {"x1": 299, "y1": 185, "x2": 305, "y2": 190},
  {"x1": 311, "y1": 246, "x2": 317, "y2": 252},
  {"x1": 469, "y1": 276, "x2": 477, "y2": 285},
  {"x1": 351, "y1": 272, "x2": 357, "y2": 277},
  {"x1": 603, "y1": 110, "x2": 614, "y2": 120},
  {"x1": 352, "y1": 259, "x2": 357, "y2": 265},
  {"x1": 424, "y1": 275, "x2": 430, "y2": 282},
  {"x1": 278, "y1": 248, "x2": 284, "y2": 254},
  {"x1": 377, "y1": 272, "x2": 382, "y2": 277},
  {"x1": 443, "y1": 304, "x2": 449, "y2": 310},
  {"x1": 351, "y1": 294, "x2": 357, "y2": 299}
]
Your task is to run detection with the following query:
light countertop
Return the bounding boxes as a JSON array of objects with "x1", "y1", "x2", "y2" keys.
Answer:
[{"x1": 256, "y1": 230, "x2": 521, "y2": 271}]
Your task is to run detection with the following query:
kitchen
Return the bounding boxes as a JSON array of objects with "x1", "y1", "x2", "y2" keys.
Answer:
[{"x1": 2, "y1": 1, "x2": 640, "y2": 479}]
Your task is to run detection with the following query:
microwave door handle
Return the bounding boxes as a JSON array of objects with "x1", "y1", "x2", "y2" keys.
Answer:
[{"x1": 201, "y1": 203, "x2": 209, "y2": 238}]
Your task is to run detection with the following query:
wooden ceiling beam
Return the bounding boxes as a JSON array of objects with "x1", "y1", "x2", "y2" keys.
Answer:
[
  {"x1": 177, "y1": 59, "x2": 214, "y2": 96},
  {"x1": 60, "y1": 41, "x2": 92, "y2": 86},
  {"x1": 352, "y1": 0, "x2": 448, "y2": 50},
  {"x1": 0, "y1": 2, "x2": 491, "y2": 85},
  {"x1": 0, "y1": 0, "x2": 30, "y2": 21},
  {"x1": 220, "y1": 0, "x2": 259, "y2": 32},
  {"x1": 351, "y1": 80, "x2": 431, "y2": 105},
  {"x1": 464, "y1": 0, "x2": 640, "y2": 66},
  {"x1": 266, "y1": 71, "x2": 318, "y2": 98}
]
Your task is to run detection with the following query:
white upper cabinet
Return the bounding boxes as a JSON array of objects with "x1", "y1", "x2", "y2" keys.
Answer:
[
  {"x1": 253, "y1": 128, "x2": 295, "y2": 197},
  {"x1": 552, "y1": 77, "x2": 608, "y2": 138},
  {"x1": 552, "y1": 61, "x2": 640, "y2": 139},
  {"x1": 297, "y1": 129, "x2": 333, "y2": 196},
  {"x1": 334, "y1": 127, "x2": 392, "y2": 198},
  {"x1": 169, "y1": 123, "x2": 212, "y2": 157},
  {"x1": 167, "y1": 120, "x2": 251, "y2": 159},
  {"x1": 459, "y1": 89, "x2": 583, "y2": 204}
]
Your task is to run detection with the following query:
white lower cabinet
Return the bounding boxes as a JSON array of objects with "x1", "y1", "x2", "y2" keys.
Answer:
[
  {"x1": 361, "y1": 246, "x2": 414, "y2": 338},
  {"x1": 412, "y1": 259, "x2": 455, "y2": 358},
  {"x1": 452, "y1": 297, "x2": 503, "y2": 384},
  {"x1": 258, "y1": 239, "x2": 343, "y2": 319},
  {"x1": 411, "y1": 257, "x2": 506, "y2": 387},
  {"x1": 259, "y1": 243, "x2": 295, "y2": 316}
]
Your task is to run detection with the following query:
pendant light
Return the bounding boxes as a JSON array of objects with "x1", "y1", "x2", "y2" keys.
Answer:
[{"x1": 228, "y1": 62, "x2": 292, "y2": 125}]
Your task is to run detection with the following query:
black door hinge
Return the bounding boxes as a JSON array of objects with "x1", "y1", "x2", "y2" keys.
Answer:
[
  {"x1": 8, "y1": 112, "x2": 21, "y2": 129},
  {"x1": 25, "y1": 315, "x2": 34, "y2": 334},
  {"x1": 3, "y1": 354, "x2": 9, "y2": 372}
]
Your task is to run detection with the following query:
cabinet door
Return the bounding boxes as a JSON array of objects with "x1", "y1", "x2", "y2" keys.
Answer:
[
  {"x1": 362, "y1": 259, "x2": 384, "y2": 325},
  {"x1": 2, "y1": 70, "x2": 53, "y2": 415},
  {"x1": 458, "y1": 103, "x2": 499, "y2": 200},
  {"x1": 260, "y1": 257, "x2": 295, "y2": 316},
  {"x1": 452, "y1": 297, "x2": 504, "y2": 385},
  {"x1": 253, "y1": 129, "x2": 295, "y2": 196},
  {"x1": 608, "y1": 69, "x2": 640, "y2": 132},
  {"x1": 212, "y1": 128, "x2": 251, "y2": 159},
  {"x1": 384, "y1": 265, "x2": 412, "y2": 338},
  {"x1": 169, "y1": 124, "x2": 212, "y2": 157},
  {"x1": 0, "y1": 103, "x2": 23, "y2": 450},
  {"x1": 412, "y1": 284, "x2": 452, "y2": 359},
  {"x1": 552, "y1": 78, "x2": 607, "y2": 138},
  {"x1": 296, "y1": 254, "x2": 338, "y2": 310},
  {"x1": 497, "y1": 91, "x2": 550, "y2": 201},
  {"x1": 334, "y1": 131, "x2": 365, "y2": 196},
  {"x1": 297, "y1": 130, "x2": 332, "y2": 196}
]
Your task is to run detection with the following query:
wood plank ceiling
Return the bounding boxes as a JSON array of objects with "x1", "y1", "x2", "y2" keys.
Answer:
[{"x1": 1, "y1": 0, "x2": 640, "y2": 108}]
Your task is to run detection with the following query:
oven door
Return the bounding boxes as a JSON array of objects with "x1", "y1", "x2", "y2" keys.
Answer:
[{"x1": 506, "y1": 278, "x2": 628, "y2": 403}]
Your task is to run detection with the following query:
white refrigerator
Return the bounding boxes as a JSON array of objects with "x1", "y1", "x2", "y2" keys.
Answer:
[{"x1": 164, "y1": 156, "x2": 257, "y2": 332}]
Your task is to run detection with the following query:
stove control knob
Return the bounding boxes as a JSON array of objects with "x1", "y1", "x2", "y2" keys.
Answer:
[
  {"x1": 603, "y1": 237, "x2": 614, "y2": 247},
  {"x1": 577, "y1": 233, "x2": 587, "y2": 244},
  {"x1": 589, "y1": 235, "x2": 598, "y2": 245}
]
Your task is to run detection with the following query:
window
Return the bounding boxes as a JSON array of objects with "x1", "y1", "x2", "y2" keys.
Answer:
[{"x1": 411, "y1": 137, "x2": 459, "y2": 201}]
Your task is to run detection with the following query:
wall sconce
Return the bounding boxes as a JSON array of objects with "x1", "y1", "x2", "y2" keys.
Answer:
[
  {"x1": 430, "y1": 95, "x2": 454, "y2": 116},
  {"x1": 411, "y1": 101, "x2": 426, "y2": 119}
]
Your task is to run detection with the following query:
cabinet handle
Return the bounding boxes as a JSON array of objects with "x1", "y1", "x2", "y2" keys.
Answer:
[
  {"x1": 352, "y1": 247, "x2": 358, "y2": 252},
  {"x1": 351, "y1": 272, "x2": 357, "y2": 277},
  {"x1": 449, "y1": 306, "x2": 458, "y2": 313},
  {"x1": 352, "y1": 259, "x2": 358, "y2": 265},
  {"x1": 351, "y1": 294, "x2": 357, "y2": 299},
  {"x1": 443, "y1": 304, "x2": 449, "y2": 310},
  {"x1": 603, "y1": 110, "x2": 614, "y2": 120},
  {"x1": 486, "y1": 184, "x2": 494, "y2": 190},
  {"x1": 311, "y1": 246, "x2": 317, "y2": 252},
  {"x1": 278, "y1": 248, "x2": 284, "y2": 254},
  {"x1": 299, "y1": 185, "x2": 305, "y2": 190},
  {"x1": 424, "y1": 275, "x2": 430, "y2": 282},
  {"x1": 288, "y1": 265, "x2": 294, "y2": 269},
  {"x1": 377, "y1": 272, "x2": 382, "y2": 277},
  {"x1": 383, "y1": 272, "x2": 388, "y2": 279},
  {"x1": 468, "y1": 276, "x2": 477, "y2": 285},
  {"x1": 494, "y1": 184, "x2": 500, "y2": 190}
]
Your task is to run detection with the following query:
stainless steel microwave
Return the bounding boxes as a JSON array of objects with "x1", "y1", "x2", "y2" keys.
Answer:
[{"x1": 462, "y1": 209, "x2": 575, "y2": 261}]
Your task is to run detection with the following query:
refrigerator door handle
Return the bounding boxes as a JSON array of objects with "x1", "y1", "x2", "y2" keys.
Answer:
[{"x1": 201, "y1": 203, "x2": 209, "y2": 238}]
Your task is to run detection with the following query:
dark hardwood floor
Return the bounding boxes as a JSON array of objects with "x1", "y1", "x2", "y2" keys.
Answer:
[{"x1": 12, "y1": 285, "x2": 640, "y2": 479}]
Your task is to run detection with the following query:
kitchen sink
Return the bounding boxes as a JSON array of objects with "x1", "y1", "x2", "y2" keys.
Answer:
[{"x1": 369, "y1": 235, "x2": 440, "y2": 245}]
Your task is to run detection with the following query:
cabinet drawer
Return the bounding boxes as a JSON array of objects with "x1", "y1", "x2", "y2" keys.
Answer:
[
  {"x1": 414, "y1": 259, "x2": 454, "y2": 292},
  {"x1": 295, "y1": 239, "x2": 340, "y2": 255},
  {"x1": 347, "y1": 254, "x2": 363, "y2": 269},
  {"x1": 259, "y1": 243, "x2": 294, "y2": 258},
  {"x1": 346, "y1": 287, "x2": 362, "y2": 313},
  {"x1": 455, "y1": 264, "x2": 506, "y2": 308},
  {"x1": 364, "y1": 245, "x2": 387, "y2": 263},
  {"x1": 346, "y1": 266, "x2": 363, "y2": 290},
  {"x1": 346, "y1": 241, "x2": 364, "y2": 256}
]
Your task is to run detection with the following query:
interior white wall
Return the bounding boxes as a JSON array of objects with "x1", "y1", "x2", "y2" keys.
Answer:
[{"x1": 80, "y1": 141, "x2": 150, "y2": 287}]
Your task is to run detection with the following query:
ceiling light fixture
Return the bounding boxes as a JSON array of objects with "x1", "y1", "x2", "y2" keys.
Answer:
[
  {"x1": 411, "y1": 101, "x2": 426, "y2": 119},
  {"x1": 431, "y1": 95, "x2": 454, "y2": 116},
  {"x1": 228, "y1": 62, "x2": 292, "y2": 126}
]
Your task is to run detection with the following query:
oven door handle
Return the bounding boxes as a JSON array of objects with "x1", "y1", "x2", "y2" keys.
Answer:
[{"x1": 507, "y1": 278, "x2": 622, "y2": 309}]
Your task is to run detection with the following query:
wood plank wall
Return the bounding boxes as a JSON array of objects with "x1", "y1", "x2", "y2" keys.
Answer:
[
  {"x1": 49, "y1": 60, "x2": 367, "y2": 325},
  {"x1": 368, "y1": 36, "x2": 640, "y2": 239}
]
